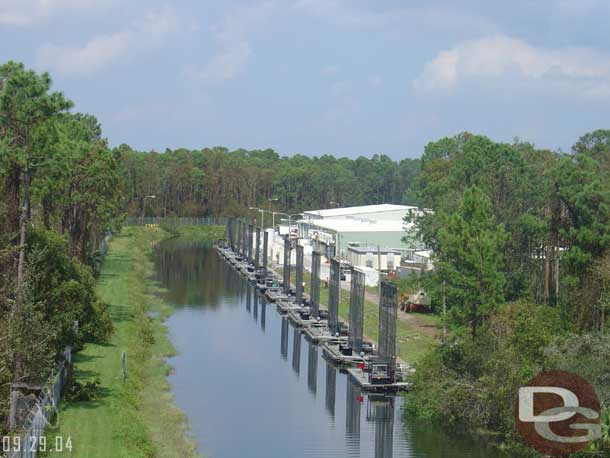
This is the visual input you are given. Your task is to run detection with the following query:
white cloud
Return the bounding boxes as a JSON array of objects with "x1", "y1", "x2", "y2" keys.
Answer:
[
  {"x1": 293, "y1": 0, "x2": 495, "y2": 35},
  {"x1": 0, "y1": 0, "x2": 114, "y2": 26},
  {"x1": 184, "y1": 1, "x2": 276, "y2": 84},
  {"x1": 36, "y1": 5, "x2": 177, "y2": 76},
  {"x1": 413, "y1": 35, "x2": 610, "y2": 99}
]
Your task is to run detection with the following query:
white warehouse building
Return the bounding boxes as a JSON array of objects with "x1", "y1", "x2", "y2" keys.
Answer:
[
  {"x1": 346, "y1": 246, "x2": 402, "y2": 271},
  {"x1": 296, "y1": 204, "x2": 422, "y2": 262},
  {"x1": 303, "y1": 204, "x2": 417, "y2": 223}
]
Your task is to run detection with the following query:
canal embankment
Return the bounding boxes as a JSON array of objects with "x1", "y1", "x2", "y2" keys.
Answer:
[{"x1": 44, "y1": 225, "x2": 223, "y2": 458}]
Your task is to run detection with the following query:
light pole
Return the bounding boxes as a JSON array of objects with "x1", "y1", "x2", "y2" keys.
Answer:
[
  {"x1": 250, "y1": 207, "x2": 276, "y2": 228},
  {"x1": 141, "y1": 195, "x2": 156, "y2": 225},
  {"x1": 272, "y1": 211, "x2": 287, "y2": 231},
  {"x1": 263, "y1": 197, "x2": 280, "y2": 229},
  {"x1": 249, "y1": 207, "x2": 264, "y2": 228},
  {"x1": 274, "y1": 212, "x2": 304, "y2": 237}
]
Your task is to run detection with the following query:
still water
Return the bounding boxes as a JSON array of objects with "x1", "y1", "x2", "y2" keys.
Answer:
[{"x1": 154, "y1": 240, "x2": 506, "y2": 458}]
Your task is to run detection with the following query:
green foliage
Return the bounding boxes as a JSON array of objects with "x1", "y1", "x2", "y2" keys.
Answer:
[
  {"x1": 37, "y1": 112, "x2": 124, "y2": 261},
  {"x1": 26, "y1": 226, "x2": 113, "y2": 351},
  {"x1": 0, "y1": 61, "x2": 72, "y2": 232},
  {"x1": 406, "y1": 302, "x2": 564, "y2": 447},
  {"x1": 409, "y1": 130, "x2": 610, "y2": 450},
  {"x1": 65, "y1": 378, "x2": 101, "y2": 402},
  {"x1": 116, "y1": 146, "x2": 421, "y2": 218},
  {"x1": 434, "y1": 187, "x2": 508, "y2": 335},
  {"x1": 544, "y1": 333, "x2": 610, "y2": 454}
]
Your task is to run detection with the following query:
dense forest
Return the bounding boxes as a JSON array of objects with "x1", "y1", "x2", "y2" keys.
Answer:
[
  {"x1": 1, "y1": 60, "x2": 608, "y2": 454},
  {"x1": 117, "y1": 145, "x2": 420, "y2": 218}
]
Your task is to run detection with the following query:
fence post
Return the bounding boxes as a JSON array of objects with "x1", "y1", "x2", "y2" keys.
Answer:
[{"x1": 122, "y1": 351, "x2": 127, "y2": 383}]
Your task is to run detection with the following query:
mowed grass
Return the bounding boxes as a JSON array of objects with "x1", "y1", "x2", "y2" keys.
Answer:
[
  {"x1": 299, "y1": 270, "x2": 438, "y2": 365},
  {"x1": 45, "y1": 226, "x2": 200, "y2": 458}
]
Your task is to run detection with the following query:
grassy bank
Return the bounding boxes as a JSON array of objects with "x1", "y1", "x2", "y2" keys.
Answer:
[{"x1": 45, "y1": 225, "x2": 223, "y2": 457}]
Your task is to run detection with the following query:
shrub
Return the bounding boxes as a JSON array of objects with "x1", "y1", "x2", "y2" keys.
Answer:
[{"x1": 406, "y1": 301, "x2": 564, "y2": 447}]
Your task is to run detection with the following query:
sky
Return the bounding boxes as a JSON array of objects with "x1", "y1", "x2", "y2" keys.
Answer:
[{"x1": 2, "y1": 0, "x2": 610, "y2": 159}]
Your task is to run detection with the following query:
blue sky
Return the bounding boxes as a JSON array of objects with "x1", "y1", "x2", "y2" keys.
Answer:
[{"x1": 2, "y1": 0, "x2": 610, "y2": 158}]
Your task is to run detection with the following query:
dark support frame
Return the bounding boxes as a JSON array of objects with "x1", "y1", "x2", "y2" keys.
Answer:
[
  {"x1": 328, "y1": 258, "x2": 340, "y2": 334},
  {"x1": 283, "y1": 236, "x2": 291, "y2": 295},
  {"x1": 255, "y1": 227, "x2": 261, "y2": 267},
  {"x1": 295, "y1": 245, "x2": 304, "y2": 304},
  {"x1": 349, "y1": 268, "x2": 365, "y2": 353},
  {"x1": 310, "y1": 251, "x2": 321, "y2": 317}
]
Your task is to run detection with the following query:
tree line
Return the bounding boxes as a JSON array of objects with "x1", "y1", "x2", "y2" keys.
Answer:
[
  {"x1": 405, "y1": 132, "x2": 610, "y2": 454},
  {"x1": 117, "y1": 145, "x2": 420, "y2": 218}
]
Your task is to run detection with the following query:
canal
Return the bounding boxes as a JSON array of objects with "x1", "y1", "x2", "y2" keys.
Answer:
[{"x1": 154, "y1": 240, "x2": 507, "y2": 458}]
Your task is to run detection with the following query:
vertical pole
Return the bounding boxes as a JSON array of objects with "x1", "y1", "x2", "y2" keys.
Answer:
[
  {"x1": 283, "y1": 237, "x2": 291, "y2": 295},
  {"x1": 248, "y1": 224, "x2": 254, "y2": 264},
  {"x1": 442, "y1": 280, "x2": 447, "y2": 338},
  {"x1": 296, "y1": 245, "x2": 304, "y2": 305},
  {"x1": 329, "y1": 258, "x2": 340, "y2": 334},
  {"x1": 336, "y1": 231, "x2": 341, "y2": 307},
  {"x1": 349, "y1": 268, "x2": 365, "y2": 353},
  {"x1": 255, "y1": 227, "x2": 261, "y2": 267},
  {"x1": 263, "y1": 231, "x2": 269, "y2": 276},
  {"x1": 310, "y1": 251, "x2": 321, "y2": 318},
  {"x1": 237, "y1": 220, "x2": 242, "y2": 255},
  {"x1": 377, "y1": 244, "x2": 382, "y2": 298}
]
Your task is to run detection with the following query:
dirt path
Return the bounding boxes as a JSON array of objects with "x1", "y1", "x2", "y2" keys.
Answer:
[{"x1": 340, "y1": 280, "x2": 440, "y2": 338}]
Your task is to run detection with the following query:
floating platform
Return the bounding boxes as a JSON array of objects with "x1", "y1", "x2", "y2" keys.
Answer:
[
  {"x1": 287, "y1": 308, "x2": 328, "y2": 328},
  {"x1": 321, "y1": 342, "x2": 365, "y2": 365},
  {"x1": 303, "y1": 325, "x2": 345, "y2": 344},
  {"x1": 346, "y1": 367, "x2": 410, "y2": 393},
  {"x1": 276, "y1": 299, "x2": 304, "y2": 314},
  {"x1": 265, "y1": 289, "x2": 290, "y2": 302}
]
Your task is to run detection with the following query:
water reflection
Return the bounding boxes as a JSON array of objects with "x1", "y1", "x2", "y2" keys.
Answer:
[
  {"x1": 346, "y1": 377, "x2": 362, "y2": 451},
  {"x1": 280, "y1": 317, "x2": 289, "y2": 360},
  {"x1": 261, "y1": 298, "x2": 266, "y2": 331},
  {"x1": 325, "y1": 360, "x2": 336, "y2": 421},
  {"x1": 307, "y1": 341, "x2": 318, "y2": 396},
  {"x1": 292, "y1": 327, "x2": 301, "y2": 375},
  {"x1": 367, "y1": 396, "x2": 395, "y2": 458},
  {"x1": 157, "y1": 243, "x2": 513, "y2": 458},
  {"x1": 253, "y1": 290, "x2": 258, "y2": 321}
]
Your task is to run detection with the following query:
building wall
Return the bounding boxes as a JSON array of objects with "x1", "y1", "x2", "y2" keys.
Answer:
[
  {"x1": 337, "y1": 231, "x2": 405, "y2": 256},
  {"x1": 307, "y1": 209, "x2": 410, "y2": 222},
  {"x1": 347, "y1": 250, "x2": 401, "y2": 271}
]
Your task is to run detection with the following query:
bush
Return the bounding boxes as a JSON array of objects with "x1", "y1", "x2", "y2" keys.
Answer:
[
  {"x1": 406, "y1": 301, "x2": 564, "y2": 447},
  {"x1": 545, "y1": 333, "x2": 610, "y2": 455},
  {"x1": 26, "y1": 227, "x2": 114, "y2": 354},
  {"x1": 65, "y1": 378, "x2": 101, "y2": 402}
]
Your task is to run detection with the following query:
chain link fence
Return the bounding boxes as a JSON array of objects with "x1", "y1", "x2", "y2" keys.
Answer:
[
  {"x1": 125, "y1": 216, "x2": 228, "y2": 226},
  {"x1": 6, "y1": 347, "x2": 71, "y2": 458}
]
